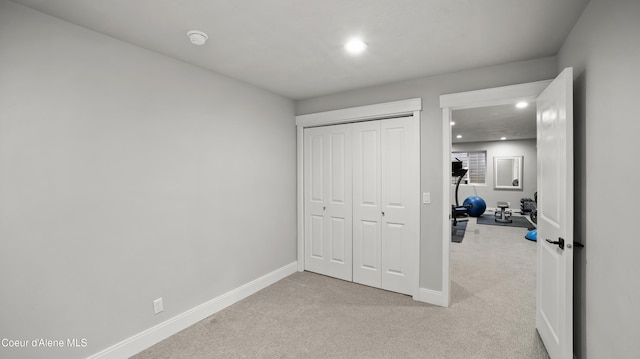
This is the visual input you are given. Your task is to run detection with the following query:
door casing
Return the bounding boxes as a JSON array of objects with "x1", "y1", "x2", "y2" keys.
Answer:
[{"x1": 439, "y1": 80, "x2": 552, "y2": 307}]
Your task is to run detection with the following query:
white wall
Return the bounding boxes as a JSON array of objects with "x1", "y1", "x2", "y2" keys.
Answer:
[
  {"x1": 558, "y1": 0, "x2": 640, "y2": 358},
  {"x1": 452, "y1": 139, "x2": 537, "y2": 213},
  {"x1": 296, "y1": 57, "x2": 557, "y2": 291},
  {"x1": 0, "y1": 1, "x2": 296, "y2": 359}
]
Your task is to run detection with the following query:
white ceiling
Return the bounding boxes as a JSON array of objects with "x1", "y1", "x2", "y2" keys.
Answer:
[
  {"x1": 452, "y1": 103, "x2": 536, "y2": 143},
  {"x1": 10, "y1": 0, "x2": 589, "y2": 100}
]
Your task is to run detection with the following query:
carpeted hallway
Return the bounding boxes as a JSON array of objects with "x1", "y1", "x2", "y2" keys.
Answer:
[{"x1": 132, "y1": 215, "x2": 548, "y2": 359}]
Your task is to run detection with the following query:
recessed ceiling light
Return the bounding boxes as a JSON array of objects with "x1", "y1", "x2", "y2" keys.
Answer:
[
  {"x1": 187, "y1": 30, "x2": 208, "y2": 46},
  {"x1": 501, "y1": 137, "x2": 507, "y2": 140},
  {"x1": 344, "y1": 39, "x2": 367, "y2": 54},
  {"x1": 456, "y1": 135, "x2": 462, "y2": 139},
  {"x1": 450, "y1": 121, "x2": 455, "y2": 126},
  {"x1": 516, "y1": 101, "x2": 528, "y2": 109}
]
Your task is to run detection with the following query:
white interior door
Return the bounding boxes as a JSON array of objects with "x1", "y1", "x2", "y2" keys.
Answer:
[
  {"x1": 536, "y1": 67, "x2": 574, "y2": 359},
  {"x1": 352, "y1": 120, "x2": 382, "y2": 288},
  {"x1": 304, "y1": 124, "x2": 353, "y2": 281},
  {"x1": 380, "y1": 117, "x2": 419, "y2": 295}
]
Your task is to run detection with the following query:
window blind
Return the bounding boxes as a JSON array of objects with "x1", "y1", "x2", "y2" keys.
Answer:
[{"x1": 451, "y1": 151, "x2": 486, "y2": 185}]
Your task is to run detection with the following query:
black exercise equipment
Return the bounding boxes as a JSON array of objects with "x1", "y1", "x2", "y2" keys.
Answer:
[
  {"x1": 451, "y1": 159, "x2": 472, "y2": 226},
  {"x1": 519, "y1": 192, "x2": 538, "y2": 224},
  {"x1": 520, "y1": 197, "x2": 536, "y2": 214},
  {"x1": 530, "y1": 192, "x2": 538, "y2": 224}
]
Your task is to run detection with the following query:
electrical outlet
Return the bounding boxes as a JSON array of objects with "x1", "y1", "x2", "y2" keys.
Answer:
[
  {"x1": 153, "y1": 298, "x2": 163, "y2": 315},
  {"x1": 423, "y1": 192, "x2": 431, "y2": 204}
]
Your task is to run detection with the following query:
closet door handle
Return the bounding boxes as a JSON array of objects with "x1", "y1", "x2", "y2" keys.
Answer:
[
  {"x1": 323, "y1": 206, "x2": 326, "y2": 211},
  {"x1": 381, "y1": 211, "x2": 385, "y2": 216}
]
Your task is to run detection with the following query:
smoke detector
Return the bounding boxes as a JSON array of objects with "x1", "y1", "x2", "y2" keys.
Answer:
[{"x1": 187, "y1": 30, "x2": 208, "y2": 46}]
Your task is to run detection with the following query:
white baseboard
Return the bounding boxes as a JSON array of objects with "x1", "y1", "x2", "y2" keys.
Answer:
[
  {"x1": 415, "y1": 288, "x2": 449, "y2": 307},
  {"x1": 87, "y1": 261, "x2": 298, "y2": 359}
]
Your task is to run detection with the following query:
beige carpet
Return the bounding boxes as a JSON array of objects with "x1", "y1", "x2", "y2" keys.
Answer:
[{"x1": 132, "y1": 216, "x2": 548, "y2": 359}]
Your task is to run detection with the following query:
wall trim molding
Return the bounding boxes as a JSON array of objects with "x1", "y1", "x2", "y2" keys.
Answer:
[
  {"x1": 296, "y1": 98, "x2": 422, "y2": 127},
  {"x1": 87, "y1": 262, "x2": 298, "y2": 359},
  {"x1": 415, "y1": 288, "x2": 448, "y2": 307},
  {"x1": 440, "y1": 80, "x2": 552, "y2": 110}
]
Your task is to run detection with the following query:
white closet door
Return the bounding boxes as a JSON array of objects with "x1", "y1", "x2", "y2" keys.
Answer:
[
  {"x1": 380, "y1": 117, "x2": 419, "y2": 295},
  {"x1": 305, "y1": 117, "x2": 418, "y2": 296},
  {"x1": 352, "y1": 121, "x2": 382, "y2": 288},
  {"x1": 304, "y1": 125, "x2": 352, "y2": 281}
]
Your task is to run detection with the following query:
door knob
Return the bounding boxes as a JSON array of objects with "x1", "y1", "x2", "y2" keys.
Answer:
[{"x1": 545, "y1": 237, "x2": 565, "y2": 250}]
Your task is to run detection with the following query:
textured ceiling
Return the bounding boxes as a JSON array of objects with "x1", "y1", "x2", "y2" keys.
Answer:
[
  {"x1": 10, "y1": 0, "x2": 589, "y2": 100},
  {"x1": 452, "y1": 103, "x2": 536, "y2": 143}
]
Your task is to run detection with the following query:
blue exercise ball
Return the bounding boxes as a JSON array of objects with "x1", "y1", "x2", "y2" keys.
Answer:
[{"x1": 463, "y1": 196, "x2": 486, "y2": 217}]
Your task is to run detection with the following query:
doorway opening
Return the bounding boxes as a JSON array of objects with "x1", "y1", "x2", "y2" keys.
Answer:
[
  {"x1": 449, "y1": 99, "x2": 545, "y2": 356},
  {"x1": 439, "y1": 80, "x2": 551, "y2": 306},
  {"x1": 442, "y1": 71, "x2": 575, "y2": 358}
]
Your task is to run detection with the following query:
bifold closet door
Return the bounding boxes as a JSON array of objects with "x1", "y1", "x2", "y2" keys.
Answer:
[
  {"x1": 304, "y1": 125, "x2": 353, "y2": 281},
  {"x1": 379, "y1": 117, "x2": 418, "y2": 295},
  {"x1": 352, "y1": 121, "x2": 382, "y2": 288},
  {"x1": 353, "y1": 117, "x2": 418, "y2": 295}
]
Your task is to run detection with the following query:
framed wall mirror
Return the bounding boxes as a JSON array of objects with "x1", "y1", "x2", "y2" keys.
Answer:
[{"x1": 494, "y1": 156, "x2": 523, "y2": 190}]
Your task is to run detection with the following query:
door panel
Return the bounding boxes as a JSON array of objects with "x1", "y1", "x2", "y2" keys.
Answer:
[
  {"x1": 540, "y1": 244, "x2": 560, "y2": 338},
  {"x1": 536, "y1": 67, "x2": 574, "y2": 359},
  {"x1": 329, "y1": 133, "x2": 346, "y2": 204},
  {"x1": 305, "y1": 128, "x2": 327, "y2": 275},
  {"x1": 309, "y1": 134, "x2": 324, "y2": 202},
  {"x1": 359, "y1": 129, "x2": 379, "y2": 205},
  {"x1": 309, "y1": 215, "x2": 324, "y2": 259},
  {"x1": 304, "y1": 125, "x2": 352, "y2": 281},
  {"x1": 354, "y1": 220, "x2": 380, "y2": 287},
  {"x1": 360, "y1": 221, "x2": 379, "y2": 268},
  {"x1": 353, "y1": 121, "x2": 382, "y2": 287},
  {"x1": 384, "y1": 222, "x2": 404, "y2": 275},
  {"x1": 380, "y1": 117, "x2": 418, "y2": 295},
  {"x1": 325, "y1": 125, "x2": 353, "y2": 280},
  {"x1": 329, "y1": 217, "x2": 346, "y2": 263},
  {"x1": 384, "y1": 127, "x2": 404, "y2": 206},
  {"x1": 539, "y1": 106, "x2": 561, "y2": 227}
]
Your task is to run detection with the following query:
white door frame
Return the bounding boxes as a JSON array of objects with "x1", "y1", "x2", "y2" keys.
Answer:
[
  {"x1": 296, "y1": 98, "x2": 422, "y2": 296},
  {"x1": 439, "y1": 81, "x2": 551, "y2": 307}
]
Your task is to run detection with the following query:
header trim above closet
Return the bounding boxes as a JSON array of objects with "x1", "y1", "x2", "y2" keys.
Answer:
[{"x1": 296, "y1": 98, "x2": 422, "y2": 127}]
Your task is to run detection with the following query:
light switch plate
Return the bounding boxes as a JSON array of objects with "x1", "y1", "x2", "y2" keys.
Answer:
[
  {"x1": 423, "y1": 192, "x2": 431, "y2": 204},
  {"x1": 153, "y1": 298, "x2": 163, "y2": 314}
]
